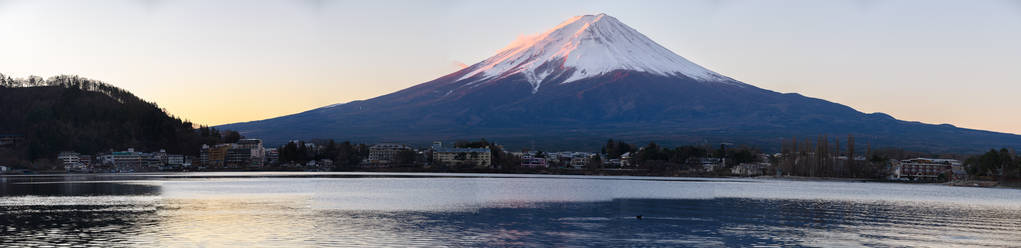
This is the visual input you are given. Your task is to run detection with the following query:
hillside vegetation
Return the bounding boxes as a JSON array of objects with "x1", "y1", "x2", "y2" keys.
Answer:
[{"x1": 0, "y1": 74, "x2": 233, "y2": 168}]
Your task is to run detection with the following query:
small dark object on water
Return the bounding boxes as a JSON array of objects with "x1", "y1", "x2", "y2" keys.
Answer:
[{"x1": 636, "y1": 215, "x2": 642, "y2": 220}]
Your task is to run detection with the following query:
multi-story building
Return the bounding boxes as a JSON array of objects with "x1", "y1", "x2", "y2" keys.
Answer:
[
  {"x1": 203, "y1": 144, "x2": 230, "y2": 168},
  {"x1": 57, "y1": 151, "x2": 80, "y2": 164},
  {"x1": 367, "y1": 143, "x2": 412, "y2": 166},
  {"x1": 234, "y1": 139, "x2": 266, "y2": 167},
  {"x1": 891, "y1": 158, "x2": 958, "y2": 180},
  {"x1": 226, "y1": 148, "x2": 252, "y2": 168},
  {"x1": 57, "y1": 151, "x2": 87, "y2": 172},
  {"x1": 199, "y1": 139, "x2": 265, "y2": 169},
  {"x1": 200, "y1": 144, "x2": 210, "y2": 167},
  {"x1": 167, "y1": 154, "x2": 185, "y2": 166},
  {"x1": 109, "y1": 148, "x2": 143, "y2": 172},
  {"x1": 432, "y1": 143, "x2": 491, "y2": 168},
  {"x1": 142, "y1": 152, "x2": 165, "y2": 169}
]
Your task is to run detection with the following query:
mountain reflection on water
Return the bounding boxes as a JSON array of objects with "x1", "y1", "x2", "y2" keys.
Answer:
[{"x1": 1, "y1": 172, "x2": 1020, "y2": 247}]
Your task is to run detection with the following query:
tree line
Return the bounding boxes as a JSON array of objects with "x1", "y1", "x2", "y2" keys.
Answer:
[
  {"x1": 774, "y1": 135, "x2": 890, "y2": 178},
  {"x1": 965, "y1": 148, "x2": 1021, "y2": 180},
  {"x1": 277, "y1": 140, "x2": 369, "y2": 169},
  {"x1": 0, "y1": 73, "x2": 240, "y2": 169},
  {"x1": 272, "y1": 138, "x2": 522, "y2": 171}
]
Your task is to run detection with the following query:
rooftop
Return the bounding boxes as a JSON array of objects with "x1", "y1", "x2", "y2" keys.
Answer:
[{"x1": 434, "y1": 147, "x2": 490, "y2": 153}]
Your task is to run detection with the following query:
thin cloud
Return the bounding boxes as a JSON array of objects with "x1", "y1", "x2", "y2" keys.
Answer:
[{"x1": 451, "y1": 61, "x2": 468, "y2": 70}]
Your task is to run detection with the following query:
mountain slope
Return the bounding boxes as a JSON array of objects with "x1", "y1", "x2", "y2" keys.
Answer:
[{"x1": 219, "y1": 14, "x2": 1021, "y2": 153}]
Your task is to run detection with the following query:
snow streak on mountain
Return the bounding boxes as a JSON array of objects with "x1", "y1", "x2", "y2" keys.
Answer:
[{"x1": 457, "y1": 13, "x2": 740, "y2": 93}]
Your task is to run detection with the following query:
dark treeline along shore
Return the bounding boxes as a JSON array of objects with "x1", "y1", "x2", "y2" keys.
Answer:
[
  {"x1": 253, "y1": 137, "x2": 1021, "y2": 183},
  {"x1": 1, "y1": 74, "x2": 1020, "y2": 186}
]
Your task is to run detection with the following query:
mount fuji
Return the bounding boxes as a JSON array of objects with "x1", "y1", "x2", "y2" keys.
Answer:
[{"x1": 220, "y1": 13, "x2": 1021, "y2": 152}]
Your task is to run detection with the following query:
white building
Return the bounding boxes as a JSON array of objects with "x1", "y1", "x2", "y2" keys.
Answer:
[
  {"x1": 57, "y1": 151, "x2": 80, "y2": 169},
  {"x1": 731, "y1": 163, "x2": 770, "y2": 176},
  {"x1": 57, "y1": 151, "x2": 89, "y2": 172}
]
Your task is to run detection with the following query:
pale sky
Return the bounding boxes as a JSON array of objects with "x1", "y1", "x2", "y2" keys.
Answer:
[{"x1": 2, "y1": 0, "x2": 1020, "y2": 134}]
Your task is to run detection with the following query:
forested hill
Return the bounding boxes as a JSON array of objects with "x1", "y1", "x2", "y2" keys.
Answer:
[{"x1": 0, "y1": 74, "x2": 232, "y2": 165}]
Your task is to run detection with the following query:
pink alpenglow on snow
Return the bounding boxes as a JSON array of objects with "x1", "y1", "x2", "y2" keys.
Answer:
[{"x1": 458, "y1": 13, "x2": 739, "y2": 93}]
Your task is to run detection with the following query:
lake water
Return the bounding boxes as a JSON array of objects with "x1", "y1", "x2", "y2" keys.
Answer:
[{"x1": 2, "y1": 172, "x2": 1020, "y2": 247}]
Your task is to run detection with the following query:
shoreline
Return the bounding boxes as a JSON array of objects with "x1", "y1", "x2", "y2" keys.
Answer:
[{"x1": 5, "y1": 169, "x2": 1015, "y2": 189}]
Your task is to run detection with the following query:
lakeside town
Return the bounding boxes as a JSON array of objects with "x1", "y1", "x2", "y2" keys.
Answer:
[
  {"x1": 4, "y1": 134, "x2": 1017, "y2": 187},
  {"x1": 6, "y1": 3, "x2": 1021, "y2": 247}
]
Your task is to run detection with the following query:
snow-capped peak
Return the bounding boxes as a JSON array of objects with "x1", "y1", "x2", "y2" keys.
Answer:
[{"x1": 458, "y1": 13, "x2": 734, "y2": 92}]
